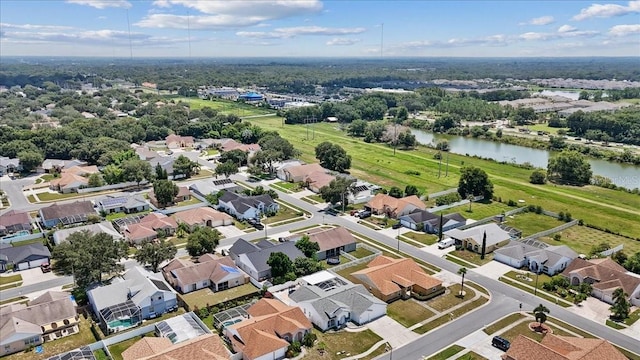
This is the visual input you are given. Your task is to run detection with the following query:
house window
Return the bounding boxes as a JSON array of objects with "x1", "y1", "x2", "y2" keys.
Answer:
[
  {"x1": 218, "y1": 281, "x2": 229, "y2": 291},
  {"x1": 24, "y1": 336, "x2": 39, "y2": 346},
  {"x1": 158, "y1": 296, "x2": 162, "y2": 300},
  {"x1": 5, "y1": 345, "x2": 11, "y2": 352}
]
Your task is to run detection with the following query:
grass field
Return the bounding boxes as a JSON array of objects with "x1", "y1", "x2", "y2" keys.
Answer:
[
  {"x1": 539, "y1": 224, "x2": 640, "y2": 255},
  {"x1": 427, "y1": 284, "x2": 476, "y2": 312},
  {"x1": 401, "y1": 231, "x2": 439, "y2": 246},
  {"x1": 414, "y1": 297, "x2": 488, "y2": 334},
  {"x1": 181, "y1": 283, "x2": 259, "y2": 309},
  {"x1": 442, "y1": 200, "x2": 513, "y2": 221},
  {"x1": 0, "y1": 274, "x2": 22, "y2": 285},
  {"x1": 350, "y1": 246, "x2": 374, "y2": 259},
  {"x1": 448, "y1": 249, "x2": 494, "y2": 266},
  {"x1": 387, "y1": 299, "x2": 435, "y2": 327},
  {"x1": 484, "y1": 313, "x2": 527, "y2": 335},
  {"x1": 263, "y1": 206, "x2": 303, "y2": 224},
  {"x1": 166, "y1": 96, "x2": 272, "y2": 116},
  {"x1": 498, "y1": 319, "x2": 575, "y2": 343},
  {"x1": 424, "y1": 345, "x2": 464, "y2": 360},
  {"x1": 302, "y1": 329, "x2": 383, "y2": 360},
  {"x1": 245, "y1": 117, "x2": 640, "y2": 239},
  {"x1": 458, "y1": 351, "x2": 488, "y2": 360},
  {"x1": 501, "y1": 212, "x2": 565, "y2": 237}
]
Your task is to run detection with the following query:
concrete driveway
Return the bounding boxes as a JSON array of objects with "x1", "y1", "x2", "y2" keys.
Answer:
[
  {"x1": 472, "y1": 261, "x2": 513, "y2": 280},
  {"x1": 455, "y1": 329, "x2": 508, "y2": 359},
  {"x1": 216, "y1": 225, "x2": 247, "y2": 239},
  {"x1": 366, "y1": 316, "x2": 420, "y2": 348},
  {"x1": 18, "y1": 267, "x2": 60, "y2": 286}
]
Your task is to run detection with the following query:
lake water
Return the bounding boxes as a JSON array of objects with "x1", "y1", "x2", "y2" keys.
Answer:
[{"x1": 411, "y1": 129, "x2": 640, "y2": 188}]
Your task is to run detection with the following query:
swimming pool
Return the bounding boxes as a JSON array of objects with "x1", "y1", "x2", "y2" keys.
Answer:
[
  {"x1": 1, "y1": 230, "x2": 30, "y2": 241},
  {"x1": 108, "y1": 318, "x2": 137, "y2": 330}
]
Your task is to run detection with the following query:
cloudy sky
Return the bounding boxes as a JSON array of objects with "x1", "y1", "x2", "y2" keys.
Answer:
[{"x1": 1, "y1": 0, "x2": 639, "y2": 57}]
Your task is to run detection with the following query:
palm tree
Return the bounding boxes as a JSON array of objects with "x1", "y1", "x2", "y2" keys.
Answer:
[
  {"x1": 610, "y1": 288, "x2": 630, "y2": 321},
  {"x1": 458, "y1": 267, "x2": 467, "y2": 297},
  {"x1": 176, "y1": 222, "x2": 190, "y2": 239},
  {"x1": 533, "y1": 304, "x2": 550, "y2": 330}
]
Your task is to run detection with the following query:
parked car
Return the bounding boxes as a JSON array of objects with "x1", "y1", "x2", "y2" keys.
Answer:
[
  {"x1": 356, "y1": 210, "x2": 371, "y2": 219},
  {"x1": 392, "y1": 222, "x2": 403, "y2": 229},
  {"x1": 40, "y1": 263, "x2": 52, "y2": 273},
  {"x1": 437, "y1": 238, "x2": 456, "y2": 249},
  {"x1": 327, "y1": 257, "x2": 340, "y2": 265},
  {"x1": 492, "y1": 336, "x2": 510, "y2": 351},
  {"x1": 253, "y1": 223, "x2": 264, "y2": 230}
]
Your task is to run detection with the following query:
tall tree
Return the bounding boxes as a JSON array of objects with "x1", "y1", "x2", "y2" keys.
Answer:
[
  {"x1": 134, "y1": 239, "x2": 177, "y2": 272},
  {"x1": 215, "y1": 160, "x2": 238, "y2": 178},
  {"x1": 388, "y1": 186, "x2": 404, "y2": 198},
  {"x1": 153, "y1": 180, "x2": 179, "y2": 208},
  {"x1": 458, "y1": 267, "x2": 467, "y2": 298},
  {"x1": 319, "y1": 177, "x2": 355, "y2": 208},
  {"x1": 547, "y1": 150, "x2": 592, "y2": 186},
  {"x1": 404, "y1": 185, "x2": 420, "y2": 197},
  {"x1": 172, "y1": 155, "x2": 199, "y2": 179},
  {"x1": 17, "y1": 151, "x2": 44, "y2": 173},
  {"x1": 315, "y1": 141, "x2": 351, "y2": 173},
  {"x1": 295, "y1": 235, "x2": 320, "y2": 258},
  {"x1": 267, "y1": 252, "x2": 295, "y2": 281},
  {"x1": 122, "y1": 158, "x2": 153, "y2": 188},
  {"x1": 155, "y1": 163, "x2": 168, "y2": 180},
  {"x1": 219, "y1": 149, "x2": 248, "y2": 167},
  {"x1": 458, "y1": 166, "x2": 494, "y2": 200},
  {"x1": 186, "y1": 226, "x2": 220, "y2": 256},
  {"x1": 533, "y1": 304, "x2": 550, "y2": 329},
  {"x1": 51, "y1": 230, "x2": 128, "y2": 289},
  {"x1": 87, "y1": 173, "x2": 104, "y2": 188},
  {"x1": 480, "y1": 231, "x2": 487, "y2": 260},
  {"x1": 610, "y1": 288, "x2": 630, "y2": 321}
]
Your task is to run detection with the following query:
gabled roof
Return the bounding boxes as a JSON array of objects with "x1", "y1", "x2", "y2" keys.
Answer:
[
  {"x1": 171, "y1": 207, "x2": 232, "y2": 227},
  {"x1": 0, "y1": 210, "x2": 31, "y2": 228},
  {"x1": 122, "y1": 337, "x2": 174, "y2": 360},
  {"x1": 289, "y1": 283, "x2": 385, "y2": 322},
  {"x1": 304, "y1": 171, "x2": 336, "y2": 189},
  {"x1": 444, "y1": 223, "x2": 511, "y2": 246},
  {"x1": 49, "y1": 172, "x2": 89, "y2": 189},
  {"x1": 495, "y1": 241, "x2": 577, "y2": 268},
  {"x1": 53, "y1": 221, "x2": 123, "y2": 245},
  {"x1": 63, "y1": 165, "x2": 99, "y2": 176},
  {"x1": 502, "y1": 334, "x2": 628, "y2": 360},
  {"x1": 229, "y1": 238, "x2": 260, "y2": 257},
  {"x1": 241, "y1": 242, "x2": 305, "y2": 274},
  {"x1": 40, "y1": 201, "x2": 95, "y2": 221},
  {"x1": 400, "y1": 209, "x2": 438, "y2": 224},
  {"x1": 219, "y1": 192, "x2": 277, "y2": 214},
  {"x1": 132, "y1": 334, "x2": 230, "y2": 360},
  {"x1": 164, "y1": 256, "x2": 241, "y2": 287},
  {"x1": 98, "y1": 195, "x2": 148, "y2": 210},
  {"x1": 125, "y1": 213, "x2": 178, "y2": 241},
  {"x1": 0, "y1": 243, "x2": 50, "y2": 264},
  {"x1": 562, "y1": 258, "x2": 640, "y2": 297},
  {"x1": 352, "y1": 256, "x2": 442, "y2": 297},
  {"x1": 284, "y1": 163, "x2": 326, "y2": 179},
  {"x1": 166, "y1": 134, "x2": 194, "y2": 145},
  {"x1": 366, "y1": 194, "x2": 426, "y2": 213},
  {"x1": 307, "y1": 227, "x2": 356, "y2": 252}
]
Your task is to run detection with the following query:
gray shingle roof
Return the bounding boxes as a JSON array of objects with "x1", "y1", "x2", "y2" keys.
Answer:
[
  {"x1": 445, "y1": 223, "x2": 511, "y2": 246},
  {"x1": 229, "y1": 238, "x2": 260, "y2": 257},
  {"x1": 243, "y1": 242, "x2": 304, "y2": 273},
  {"x1": 40, "y1": 201, "x2": 95, "y2": 221},
  {"x1": 0, "y1": 243, "x2": 50, "y2": 264},
  {"x1": 290, "y1": 283, "x2": 384, "y2": 322}
]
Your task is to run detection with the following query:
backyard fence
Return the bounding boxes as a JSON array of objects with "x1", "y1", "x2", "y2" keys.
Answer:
[{"x1": 328, "y1": 243, "x2": 382, "y2": 273}]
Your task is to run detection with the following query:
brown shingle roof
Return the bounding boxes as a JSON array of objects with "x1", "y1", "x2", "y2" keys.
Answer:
[
  {"x1": 284, "y1": 163, "x2": 325, "y2": 179},
  {"x1": 365, "y1": 194, "x2": 426, "y2": 214},
  {"x1": 125, "y1": 213, "x2": 178, "y2": 242},
  {"x1": 0, "y1": 210, "x2": 30, "y2": 228},
  {"x1": 122, "y1": 337, "x2": 173, "y2": 360},
  {"x1": 163, "y1": 257, "x2": 240, "y2": 288},
  {"x1": 171, "y1": 207, "x2": 232, "y2": 227},
  {"x1": 127, "y1": 334, "x2": 230, "y2": 360},
  {"x1": 40, "y1": 201, "x2": 94, "y2": 221},
  {"x1": 307, "y1": 227, "x2": 356, "y2": 252},
  {"x1": 304, "y1": 171, "x2": 336, "y2": 189},
  {"x1": 49, "y1": 172, "x2": 89, "y2": 188},
  {"x1": 352, "y1": 256, "x2": 442, "y2": 297},
  {"x1": 502, "y1": 334, "x2": 627, "y2": 360}
]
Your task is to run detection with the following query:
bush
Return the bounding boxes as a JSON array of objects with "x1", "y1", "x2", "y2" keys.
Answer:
[
  {"x1": 435, "y1": 192, "x2": 462, "y2": 206},
  {"x1": 553, "y1": 234, "x2": 562, "y2": 241},
  {"x1": 535, "y1": 205, "x2": 543, "y2": 214},
  {"x1": 302, "y1": 332, "x2": 317, "y2": 347},
  {"x1": 558, "y1": 211, "x2": 565, "y2": 221},
  {"x1": 404, "y1": 170, "x2": 421, "y2": 176},
  {"x1": 529, "y1": 170, "x2": 547, "y2": 184},
  {"x1": 564, "y1": 212, "x2": 572, "y2": 222},
  {"x1": 507, "y1": 199, "x2": 518, "y2": 207}
]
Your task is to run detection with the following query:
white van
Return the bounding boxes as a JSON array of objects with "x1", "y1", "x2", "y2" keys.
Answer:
[{"x1": 437, "y1": 238, "x2": 455, "y2": 249}]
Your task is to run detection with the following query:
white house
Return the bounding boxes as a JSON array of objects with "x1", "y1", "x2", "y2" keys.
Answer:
[
  {"x1": 494, "y1": 241, "x2": 578, "y2": 276},
  {"x1": 217, "y1": 192, "x2": 279, "y2": 220}
]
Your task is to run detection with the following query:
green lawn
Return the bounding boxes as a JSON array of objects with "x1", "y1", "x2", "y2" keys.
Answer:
[
  {"x1": 539, "y1": 224, "x2": 640, "y2": 255},
  {"x1": 106, "y1": 210, "x2": 151, "y2": 221},
  {"x1": 414, "y1": 297, "x2": 488, "y2": 334},
  {"x1": 426, "y1": 284, "x2": 476, "y2": 312},
  {"x1": 263, "y1": 205, "x2": 303, "y2": 224},
  {"x1": 458, "y1": 351, "x2": 489, "y2": 360},
  {"x1": 498, "y1": 319, "x2": 574, "y2": 344},
  {"x1": 93, "y1": 349, "x2": 109, "y2": 360},
  {"x1": 442, "y1": 200, "x2": 513, "y2": 221},
  {"x1": 181, "y1": 283, "x2": 259, "y2": 309},
  {"x1": 175, "y1": 197, "x2": 202, "y2": 206},
  {"x1": 302, "y1": 328, "x2": 383, "y2": 360},
  {"x1": 402, "y1": 231, "x2": 438, "y2": 246},
  {"x1": 335, "y1": 262, "x2": 370, "y2": 285},
  {"x1": 501, "y1": 212, "x2": 565, "y2": 237},
  {"x1": 108, "y1": 332, "x2": 155, "y2": 360},
  {"x1": 424, "y1": 345, "x2": 464, "y2": 360},
  {"x1": 350, "y1": 247, "x2": 374, "y2": 259},
  {"x1": 233, "y1": 219, "x2": 252, "y2": 230},
  {"x1": 204, "y1": 149, "x2": 219, "y2": 156},
  {"x1": 606, "y1": 319, "x2": 626, "y2": 329},
  {"x1": 504, "y1": 270, "x2": 553, "y2": 288},
  {"x1": 499, "y1": 277, "x2": 572, "y2": 307},
  {"x1": 448, "y1": 249, "x2": 494, "y2": 266},
  {"x1": 528, "y1": 123, "x2": 566, "y2": 135},
  {"x1": 36, "y1": 191, "x2": 87, "y2": 201},
  {"x1": 168, "y1": 96, "x2": 272, "y2": 116},
  {"x1": 484, "y1": 313, "x2": 527, "y2": 335},
  {"x1": 0, "y1": 274, "x2": 22, "y2": 285},
  {"x1": 624, "y1": 309, "x2": 640, "y2": 326},
  {"x1": 0, "y1": 296, "x2": 27, "y2": 306},
  {"x1": 272, "y1": 181, "x2": 304, "y2": 192},
  {"x1": 245, "y1": 117, "x2": 640, "y2": 239},
  {"x1": 387, "y1": 299, "x2": 435, "y2": 327}
]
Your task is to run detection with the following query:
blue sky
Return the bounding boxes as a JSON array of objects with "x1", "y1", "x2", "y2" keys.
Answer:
[{"x1": 1, "y1": 0, "x2": 639, "y2": 57}]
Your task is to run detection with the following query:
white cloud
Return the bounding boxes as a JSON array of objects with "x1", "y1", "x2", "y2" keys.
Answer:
[
  {"x1": 326, "y1": 38, "x2": 359, "y2": 46},
  {"x1": 573, "y1": 0, "x2": 640, "y2": 20},
  {"x1": 236, "y1": 26, "x2": 365, "y2": 39},
  {"x1": 66, "y1": 0, "x2": 132, "y2": 9},
  {"x1": 557, "y1": 25, "x2": 576, "y2": 33},
  {"x1": 393, "y1": 34, "x2": 510, "y2": 51},
  {"x1": 138, "y1": 0, "x2": 322, "y2": 29},
  {"x1": 520, "y1": 15, "x2": 555, "y2": 26},
  {"x1": 0, "y1": 23, "x2": 74, "y2": 31},
  {"x1": 609, "y1": 24, "x2": 640, "y2": 36},
  {"x1": 2, "y1": 27, "x2": 183, "y2": 47}
]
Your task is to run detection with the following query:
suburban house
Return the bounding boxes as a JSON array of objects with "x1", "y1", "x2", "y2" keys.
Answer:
[
  {"x1": 217, "y1": 192, "x2": 279, "y2": 221},
  {"x1": 39, "y1": 201, "x2": 96, "y2": 228},
  {"x1": 502, "y1": 334, "x2": 628, "y2": 360},
  {"x1": 166, "y1": 134, "x2": 195, "y2": 149},
  {"x1": 87, "y1": 266, "x2": 178, "y2": 334},
  {"x1": 225, "y1": 298, "x2": 312, "y2": 360},
  {"x1": 0, "y1": 243, "x2": 51, "y2": 272},
  {"x1": 0, "y1": 291, "x2": 79, "y2": 356},
  {"x1": 444, "y1": 223, "x2": 512, "y2": 254},
  {"x1": 39, "y1": 159, "x2": 86, "y2": 173},
  {"x1": 123, "y1": 213, "x2": 178, "y2": 244},
  {"x1": 162, "y1": 255, "x2": 247, "y2": 294},
  {"x1": 399, "y1": 210, "x2": 466, "y2": 233},
  {"x1": 229, "y1": 239, "x2": 304, "y2": 281},
  {"x1": 347, "y1": 181, "x2": 379, "y2": 204},
  {"x1": 148, "y1": 186, "x2": 191, "y2": 208},
  {"x1": 365, "y1": 194, "x2": 426, "y2": 219},
  {"x1": 275, "y1": 160, "x2": 304, "y2": 180},
  {"x1": 286, "y1": 227, "x2": 357, "y2": 260},
  {"x1": 122, "y1": 333, "x2": 230, "y2": 360},
  {"x1": 351, "y1": 256, "x2": 444, "y2": 302},
  {"x1": 304, "y1": 171, "x2": 336, "y2": 193},
  {"x1": 52, "y1": 221, "x2": 123, "y2": 245},
  {"x1": 287, "y1": 271, "x2": 386, "y2": 331},
  {"x1": 0, "y1": 210, "x2": 32, "y2": 236},
  {"x1": 148, "y1": 156, "x2": 175, "y2": 178},
  {"x1": 133, "y1": 145, "x2": 161, "y2": 161},
  {"x1": 97, "y1": 195, "x2": 149, "y2": 214},
  {"x1": 219, "y1": 138, "x2": 261, "y2": 155},
  {"x1": 63, "y1": 165, "x2": 99, "y2": 176},
  {"x1": 561, "y1": 258, "x2": 640, "y2": 306},
  {"x1": 0, "y1": 156, "x2": 21, "y2": 176},
  {"x1": 189, "y1": 178, "x2": 240, "y2": 197},
  {"x1": 171, "y1": 207, "x2": 233, "y2": 232},
  {"x1": 49, "y1": 172, "x2": 89, "y2": 193},
  {"x1": 280, "y1": 163, "x2": 326, "y2": 183},
  {"x1": 494, "y1": 241, "x2": 578, "y2": 276}
]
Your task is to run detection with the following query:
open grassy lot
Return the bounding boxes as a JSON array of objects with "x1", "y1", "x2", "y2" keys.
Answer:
[
  {"x1": 108, "y1": 332, "x2": 155, "y2": 360},
  {"x1": 181, "y1": 283, "x2": 259, "y2": 309},
  {"x1": 527, "y1": 123, "x2": 566, "y2": 135},
  {"x1": 3, "y1": 317, "x2": 98, "y2": 360},
  {"x1": 387, "y1": 299, "x2": 435, "y2": 327},
  {"x1": 484, "y1": 313, "x2": 527, "y2": 335},
  {"x1": 166, "y1": 96, "x2": 272, "y2": 116},
  {"x1": 539, "y1": 224, "x2": 640, "y2": 255},
  {"x1": 0, "y1": 273, "x2": 22, "y2": 285},
  {"x1": 36, "y1": 191, "x2": 87, "y2": 201},
  {"x1": 501, "y1": 212, "x2": 564, "y2": 237},
  {"x1": 414, "y1": 297, "x2": 488, "y2": 334},
  {"x1": 302, "y1": 328, "x2": 383, "y2": 360},
  {"x1": 401, "y1": 231, "x2": 438, "y2": 246},
  {"x1": 425, "y1": 345, "x2": 464, "y2": 360},
  {"x1": 263, "y1": 206, "x2": 303, "y2": 224},
  {"x1": 458, "y1": 352, "x2": 488, "y2": 360},
  {"x1": 427, "y1": 284, "x2": 476, "y2": 312},
  {"x1": 442, "y1": 200, "x2": 513, "y2": 221},
  {"x1": 246, "y1": 117, "x2": 640, "y2": 239},
  {"x1": 448, "y1": 249, "x2": 494, "y2": 266}
]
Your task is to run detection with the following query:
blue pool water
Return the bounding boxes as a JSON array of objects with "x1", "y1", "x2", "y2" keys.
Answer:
[{"x1": 108, "y1": 319, "x2": 136, "y2": 329}]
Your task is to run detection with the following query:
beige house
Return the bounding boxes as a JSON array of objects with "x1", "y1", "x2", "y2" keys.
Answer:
[
  {"x1": 124, "y1": 213, "x2": 178, "y2": 244},
  {"x1": 281, "y1": 163, "x2": 326, "y2": 183},
  {"x1": 162, "y1": 255, "x2": 247, "y2": 294},
  {"x1": 171, "y1": 207, "x2": 233, "y2": 231},
  {"x1": 0, "y1": 291, "x2": 79, "y2": 356},
  {"x1": 444, "y1": 223, "x2": 512, "y2": 254},
  {"x1": 166, "y1": 134, "x2": 194, "y2": 149},
  {"x1": 365, "y1": 193, "x2": 426, "y2": 218}
]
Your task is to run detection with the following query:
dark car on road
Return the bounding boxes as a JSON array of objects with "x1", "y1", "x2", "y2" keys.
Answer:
[{"x1": 392, "y1": 222, "x2": 403, "y2": 229}]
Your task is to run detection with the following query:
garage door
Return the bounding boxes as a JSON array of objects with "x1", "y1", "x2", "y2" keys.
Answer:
[
  {"x1": 27, "y1": 258, "x2": 49, "y2": 269},
  {"x1": 16, "y1": 262, "x2": 30, "y2": 271}
]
